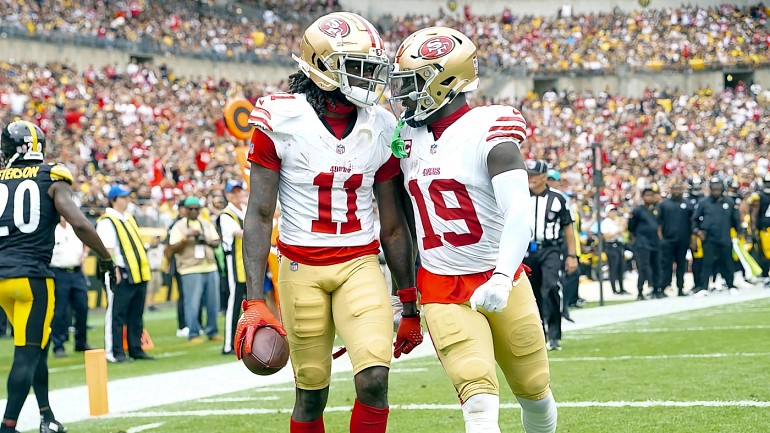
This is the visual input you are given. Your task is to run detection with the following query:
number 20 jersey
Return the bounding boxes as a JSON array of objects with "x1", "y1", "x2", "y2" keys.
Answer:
[
  {"x1": 399, "y1": 105, "x2": 527, "y2": 275},
  {"x1": 0, "y1": 163, "x2": 73, "y2": 279},
  {"x1": 247, "y1": 94, "x2": 399, "y2": 255}
]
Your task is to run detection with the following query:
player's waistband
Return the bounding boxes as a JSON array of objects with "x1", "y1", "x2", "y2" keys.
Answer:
[
  {"x1": 278, "y1": 238, "x2": 380, "y2": 266},
  {"x1": 52, "y1": 266, "x2": 82, "y2": 273}
]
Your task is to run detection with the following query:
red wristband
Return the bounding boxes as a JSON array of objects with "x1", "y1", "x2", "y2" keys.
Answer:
[{"x1": 397, "y1": 287, "x2": 418, "y2": 303}]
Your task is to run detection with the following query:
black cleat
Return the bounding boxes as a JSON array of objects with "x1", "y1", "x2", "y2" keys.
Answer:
[{"x1": 40, "y1": 420, "x2": 67, "y2": 433}]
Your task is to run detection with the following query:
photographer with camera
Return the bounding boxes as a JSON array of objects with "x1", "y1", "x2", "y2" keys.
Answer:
[{"x1": 168, "y1": 196, "x2": 222, "y2": 343}]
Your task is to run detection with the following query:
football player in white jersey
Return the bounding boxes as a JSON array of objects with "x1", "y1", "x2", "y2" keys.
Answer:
[
  {"x1": 388, "y1": 27, "x2": 557, "y2": 433},
  {"x1": 235, "y1": 12, "x2": 421, "y2": 433}
]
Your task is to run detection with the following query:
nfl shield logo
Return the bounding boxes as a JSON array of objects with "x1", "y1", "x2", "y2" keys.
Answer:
[
  {"x1": 290, "y1": 261, "x2": 299, "y2": 271},
  {"x1": 336, "y1": 144, "x2": 345, "y2": 154},
  {"x1": 430, "y1": 143, "x2": 438, "y2": 154}
]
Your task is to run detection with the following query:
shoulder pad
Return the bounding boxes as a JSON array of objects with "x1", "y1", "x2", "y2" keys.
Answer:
[
  {"x1": 475, "y1": 105, "x2": 528, "y2": 147},
  {"x1": 49, "y1": 163, "x2": 74, "y2": 185},
  {"x1": 248, "y1": 93, "x2": 307, "y2": 133}
]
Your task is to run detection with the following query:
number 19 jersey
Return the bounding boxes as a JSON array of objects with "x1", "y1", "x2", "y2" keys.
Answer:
[
  {"x1": 0, "y1": 163, "x2": 73, "y2": 279},
  {"x1": 247, "y1": 94, "x2": 399, "y2": 265},
  {"x1": 399, "y1": 105, "x2": 527, "y2": 275}
]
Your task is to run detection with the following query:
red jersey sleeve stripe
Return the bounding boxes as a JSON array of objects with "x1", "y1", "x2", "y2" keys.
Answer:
[
  {"x1": 251, "y1": 106, "x2": 271, "y2": 120},
  {"x1": 248, "y1": 116, "x2": 273, "y2": 131},
  {"x1": 486, "y1": 131, "x2": 527, "y2": 143},
  {"x1": 247, "y1": 129, "x2": 281, "y2": 171},
  {"x1": 495, "y1": 116, "x2": 526, "y2": 122},
  {"x1": 488, "y1": 125, "x2": 527, "y2": 133}
]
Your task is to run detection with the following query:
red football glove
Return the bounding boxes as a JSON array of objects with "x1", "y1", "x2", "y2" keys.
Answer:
[
  {"x1": 394, "y1": 287, "x2": 423, "y2": 358},
  {"x1": 234, "y1": 300, "x2": 286, "y2": 360}
]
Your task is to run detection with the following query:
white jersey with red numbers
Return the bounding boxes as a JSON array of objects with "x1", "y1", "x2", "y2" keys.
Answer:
[
  {"x1": 399, "y1": 105, "x2": 527, "y2": 275},
  {"x1": 247, "y1": 93, "x2": 399, "y2": 253}
]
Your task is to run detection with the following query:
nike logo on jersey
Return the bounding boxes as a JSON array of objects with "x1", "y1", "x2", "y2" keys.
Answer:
[{"x1": 0, "y1": 166, "x2": 40, "y2": 180}]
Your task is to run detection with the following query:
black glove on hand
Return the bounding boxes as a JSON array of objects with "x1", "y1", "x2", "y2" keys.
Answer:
[{"x1": 98, "y1": 258, "x2": 117, "y2": 290}]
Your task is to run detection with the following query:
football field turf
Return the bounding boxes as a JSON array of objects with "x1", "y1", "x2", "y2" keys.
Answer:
[
  {"x1": 43, "y1": 295, "x2": 770, "y2": 433},
  {"x1": 44, "y1": 296, "x2": 770, "y2": 433}
]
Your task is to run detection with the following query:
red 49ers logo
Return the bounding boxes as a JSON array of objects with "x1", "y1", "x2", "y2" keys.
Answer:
[
  {"x1": 318, "y1": 17, "x2": 350, "y2": 37},
  {"x1": 418, "y1": 36, "x2": 455, "y2": 59}
]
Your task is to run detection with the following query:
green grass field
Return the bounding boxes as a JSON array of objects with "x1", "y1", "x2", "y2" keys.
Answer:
[{"x1": 31, "y1": 297, "x2": 769, "y2": 433}]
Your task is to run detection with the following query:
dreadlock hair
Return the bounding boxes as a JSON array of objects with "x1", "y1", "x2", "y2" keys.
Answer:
[{"x1": 288, "y1": 70, "x2": 344, "y2": 116}]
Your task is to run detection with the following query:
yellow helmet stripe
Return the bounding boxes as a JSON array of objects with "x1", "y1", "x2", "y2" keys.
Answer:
[{"x1": 23, "y1": 121, "x2": 39, "y2": 153}]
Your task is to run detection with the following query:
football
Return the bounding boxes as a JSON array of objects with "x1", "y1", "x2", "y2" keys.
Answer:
[{"x1": 241, "y1": 327, "x2": 290, "y2": 376}]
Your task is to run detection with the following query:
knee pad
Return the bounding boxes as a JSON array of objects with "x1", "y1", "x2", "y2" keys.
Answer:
[
  {"x1": 461, "y1": 393, "x2": 501, "y2": 433},
  {"x1": 516, "y1": 391, "x2": 557, "y2": 433}
]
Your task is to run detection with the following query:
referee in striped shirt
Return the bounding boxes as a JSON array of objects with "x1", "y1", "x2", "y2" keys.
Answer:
[{"x1": 523, "y1": 160, "x2": 578, "y2": 351}]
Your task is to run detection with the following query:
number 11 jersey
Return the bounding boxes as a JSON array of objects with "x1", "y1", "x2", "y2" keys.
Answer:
[
  {"x1": 399, "y1": 105, "x2": 528, "y2": 276},
  {"x1": 247, "y1": 93, "x2": 399, "y2": 265}
]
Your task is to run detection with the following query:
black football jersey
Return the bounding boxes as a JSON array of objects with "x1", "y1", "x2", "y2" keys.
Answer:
[{"x1": 0, "y1": 163, "x2": 73, "y2": 279}]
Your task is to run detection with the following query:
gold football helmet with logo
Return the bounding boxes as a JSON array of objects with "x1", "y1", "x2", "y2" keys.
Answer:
[
  {"x1": 293, "y1": 12, "x2": 389, "y2": 107},
  {"x1": 389, "y1": 26, "x2": 479, "y2": 126}
]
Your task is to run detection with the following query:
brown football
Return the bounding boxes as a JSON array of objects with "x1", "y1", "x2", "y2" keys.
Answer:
[{"x1": 241, "y1": 327, "x2": 290, "y2": 376}]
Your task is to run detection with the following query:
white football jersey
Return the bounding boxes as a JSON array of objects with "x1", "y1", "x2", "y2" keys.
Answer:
[
  {"x1": 248, "y1": 94, "x2": 397, "y2": 247},
  {"x1": 399, "y1": 105, "x2": 527, "y2": 275}
]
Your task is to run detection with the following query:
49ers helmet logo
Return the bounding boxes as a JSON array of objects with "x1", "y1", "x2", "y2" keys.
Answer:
[
  {"x1": 418, "y1": 36, "x2": 455, "y2": 59},
  {"x1": 319, "y1": 17, "x2": 350, "y2": 37}
]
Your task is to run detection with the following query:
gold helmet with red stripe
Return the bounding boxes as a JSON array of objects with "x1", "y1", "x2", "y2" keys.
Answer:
[
  {"x1": 292, "y1": 12, "x2": 389, "y2": 107},
  {"x1": 1, "y1": 120, "x2": 45, "y2": 168},
  {"x1": 389, "y1": 26, "x2": 479, "y2": 126}
]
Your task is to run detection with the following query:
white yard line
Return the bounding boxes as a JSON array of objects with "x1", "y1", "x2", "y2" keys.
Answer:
[
  {"x1": 102, "y1": 400, "x2": 770, "y2": 419},
  {"x1": 7, "y1": 287, "x2": 770, "y2": 431},
  {"x1": 549, "y1": 352, "x2": 770, "y2": 362},
  {"x1": 575, "y1": 325, "x2": 770, "y2": 334},
  {"x1": 198, "y1": 396, "x2": 281, "y2": 403},
  {"x1": 126, "y1": 422, "x2": 165, "y2": 432}
]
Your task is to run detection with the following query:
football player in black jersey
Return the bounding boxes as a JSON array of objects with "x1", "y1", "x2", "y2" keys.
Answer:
[{"x1": 0, "y1": 121, "x2": 117, "y2": 433}]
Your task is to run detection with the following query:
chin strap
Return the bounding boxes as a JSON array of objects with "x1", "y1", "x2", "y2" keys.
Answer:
[{"x1": 390, "y1": 118, "x2": 408, "y2": 158}]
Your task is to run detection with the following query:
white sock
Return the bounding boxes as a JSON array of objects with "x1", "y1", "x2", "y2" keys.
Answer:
[
  {"x1": 516, "y1": 392, "x2": 557, "y2": 433},
  {"x1": 462, "y1": 393, "x2": 501, "y2": 433}
]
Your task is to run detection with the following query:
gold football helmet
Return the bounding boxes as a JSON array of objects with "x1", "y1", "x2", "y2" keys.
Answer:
[
  {"x1": 293, "y1": 12, "x2": 389, "y2": 107},
  {"x1": 389, "y1": 27, "x2": 479, "y2": 126}
]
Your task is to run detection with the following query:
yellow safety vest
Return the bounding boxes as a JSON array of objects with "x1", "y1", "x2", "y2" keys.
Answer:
[
  {"x1": 221, "y1": 209, "x2": 246, "y2": 284},
  {"x1": 98, "y1": 213, "x2": 151, "y2": 284}
]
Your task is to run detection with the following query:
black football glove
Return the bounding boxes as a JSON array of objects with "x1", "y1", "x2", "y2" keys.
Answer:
[{"x1": 98, "y1": 258, "x2": 117, "y2": 291}]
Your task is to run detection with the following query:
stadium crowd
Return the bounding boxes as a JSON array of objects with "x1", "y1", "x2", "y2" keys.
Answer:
[
  {"x1": 1, "y1": 1, "x2": 769, "y2": 72},
  {"x1": 2, "y1": 59, "x2": 769, "y2": 227}
]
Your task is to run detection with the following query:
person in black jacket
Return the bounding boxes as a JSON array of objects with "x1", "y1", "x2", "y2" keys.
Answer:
[
  {"x1": 692, "y1": 177, "x2": 740, "y2": 296},
  {"x1": 686, "y1": 176, "x2": 706, "y2": 290},
  {"x1": 657, "y1": 182, "x2": 694, "y2": 296},
  {"x1": 628, "y1": 184, "x2": 662, "y2": 300}
]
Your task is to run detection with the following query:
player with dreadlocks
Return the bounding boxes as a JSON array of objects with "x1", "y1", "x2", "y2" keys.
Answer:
[{"x1": 235, "y1": 12, "x2": 422, "y2": 433}]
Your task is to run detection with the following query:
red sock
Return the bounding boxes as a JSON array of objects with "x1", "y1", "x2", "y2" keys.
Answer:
[
  {"x1": 350, "y1": 399, "x2": 389, "y2": 433},
  {"x1": 290, "y1": 416, "x2": 325, "y2": 433}
]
